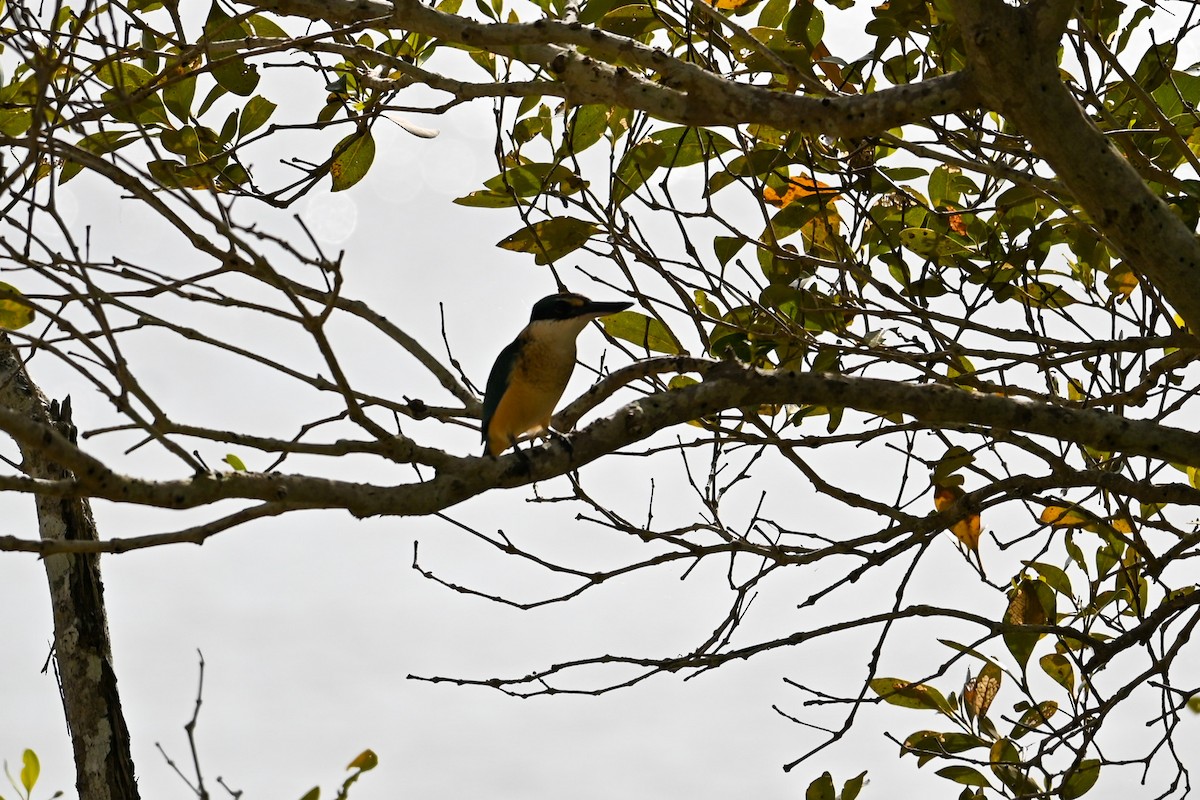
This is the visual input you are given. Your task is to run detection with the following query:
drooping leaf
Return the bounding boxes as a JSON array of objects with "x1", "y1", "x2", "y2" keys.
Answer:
[
  {"x1": 1039, "y1": 653, "x2": 1075, "y2": 693},
  {"x1": 20, "y1": 748, "x2": 39, "y2": 794},
  {"x1": 990, "y1": 738, "x2": 1039, "y2": 796},
  {"x1": 238, "y1": 95, "x2": 278, "y2": 137},
  {"x1": 933, "y1": 483, "x2": 982, "y2": 561},
  {"x1": 1061, "y1": 759, "x2": 1101, "y2": 799},
  {"x1": 963, "y1": 662, "x2": 1001, "y2": 719},
  {"x1": 1003, "y1": 579, "x2": 1054, "y2": 669},
  {"x1": 330, "y1": 131, "x2": 376, "y2": 192},
  {"x1": 805, "y1": 771, "x2": 835, "y2": 800},
  {"x1": 612, "y1": 138, "x2": 666, "y2": 205}
]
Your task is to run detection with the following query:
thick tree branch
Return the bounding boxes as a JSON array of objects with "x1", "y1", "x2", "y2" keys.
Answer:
[
  {"x1": 952, "y1": 0, "x2": 1200, "y2": 331},
  {"x1": 242, "y1": 0, "x2": 982, "y2": 137},
  {"x1": 0, "y1": 337, "x2": 139, "y2": 800},
  {"x1": 1, "y1": 363, "x2": 1198, "y2": 522}
]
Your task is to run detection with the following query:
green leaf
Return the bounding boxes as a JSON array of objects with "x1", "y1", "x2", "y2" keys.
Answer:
[
  {"x1": 223, "y1": 454, "x2": 247, "y2": 471},
  {"x1": 598, "y1": 4, "x2": 664, "y2": 37},
  {"x1": 648, "y1": 126, "x2": 735, "y2": 168},
  {"x1": 612, "y1": 139, "x2": 666, "y2": 205},
  {"x1": 1003, "y1": 579, "x2": 1055, "y2": 669},
  {"x1": 247, "y1": 12, "x2": 288, "y2": 37},
  {"x1": 714, "y1": 235, "x2": 745, "y2": 267},
  {"x1": 238, "y1": 95, "x2": 277, "y2": 137},
  {"x1": 567, "y1": 105, "x2": 610, "y2": 154},
  {"x1": 0, "y1": 282, "x2": 36, "y2": 330},
  {"x1": 212, "y1": 58, "x2": 260, "y2": 96},
  {"x1": 938, "y1": 639, "x2": 994, "y2": 665},
  {"x1": 1020, "y1": 282, "x2": 1078, "y2": 309},
  {"x1": 931, "y1": 445, "x2": 974, "y2": 483},
  {"x1": 805, "y1": 772, "x2": 835, "y2": 800},
  {"x1": 841, "y1": 771, "x2": 866, "y2": 800},
  {"x1": 0, "y1": 109, "x2": 32, "y2": 136},
  {"x1": 496, "y1": 217, "x2": 600, "y2": 265},
  {"x1": 869, "y1": 678, "x2": 953, "y2": 714},
  {"x1": 1039, "y1": 653, "x2": 1075, "y2": 693},
  {"x1": 899, "y1": 226, "x2": 965, "y2": 258},
  {"x1": 205, "y1": 1, "x2": 248, "y2": 42},
  {"x1": 989, "y1": 738, "x2": 1039, "y2": 796},
  {"x1": 1061, "y1": 759, "x2": 1100, "y2": 799},
  {"x1": 1025, "y1": 561, "x2": 1072, "y2": 597},
  {"x1": 901, "y1": 730, "x2": 989, "y2": 766},
  {"x1": 298, "y1": 788, "x2": 320, "y2": 800},
  {"x1": 453, "y1": 190, "x2": 519, "y2": 208},
  {"x1": 330, "y1": 131, "x2": 376, "y2": 192},
  {"x1": 102, "y1": 88, "x2": 169, "y2": 125},
  {"x1": 20, "y1": 749, "x2": 39, "y2": 794},
  {"x1": 601, "y1": 311, "x2": 682, "y2": 355},
  {"x1": 95, "y1": 60, "x2": 155, "y2": 90},
  {"x1": 935, "y1": 766, "x2": 991, "y2": 788}
]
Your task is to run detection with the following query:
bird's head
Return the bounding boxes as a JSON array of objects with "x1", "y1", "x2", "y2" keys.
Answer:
[{"x1": 528, "y1": 292, "x2": 632, "y2": 324}]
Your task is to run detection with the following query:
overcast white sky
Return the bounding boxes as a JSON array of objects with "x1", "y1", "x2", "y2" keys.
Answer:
[{"x1": 2, "y1": 6, "x2": 1199, "y2": 800}]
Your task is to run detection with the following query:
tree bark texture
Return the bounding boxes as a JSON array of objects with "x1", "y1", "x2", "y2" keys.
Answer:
[{"x1": 0, "y1": 336, "x2": 139, "y2": 800}]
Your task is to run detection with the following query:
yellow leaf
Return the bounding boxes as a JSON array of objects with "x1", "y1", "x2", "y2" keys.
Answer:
[
  {"x1": 1109, "y1": 515, "x2": 1134, "y2": 534},
  {"x1": 1039, "y1": 505, "x2": 1092, "y2": 528},
  {"x1": 347, "y1": 748, "x2": 378, "y2": 771},
  {"x1": 0, "y1": 282, "x2": 36, "y2": 330},
  {"x1": 1104, "y1": 263, "x2": 1138, "y2": 303}
]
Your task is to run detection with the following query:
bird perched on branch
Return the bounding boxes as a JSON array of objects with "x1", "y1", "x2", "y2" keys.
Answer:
[{"x1": 482, "y1": 292, "x2": 632, "y2": 457}]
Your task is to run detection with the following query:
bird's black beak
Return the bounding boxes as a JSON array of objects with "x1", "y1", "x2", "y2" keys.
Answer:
[{"x1": 581, "y1": 299, "x2": 633, "y2": 317}]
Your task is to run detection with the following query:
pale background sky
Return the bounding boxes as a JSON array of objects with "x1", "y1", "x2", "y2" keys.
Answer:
[{"x1": 1, "y1": 6, "x2": 1198, "y2": 799}]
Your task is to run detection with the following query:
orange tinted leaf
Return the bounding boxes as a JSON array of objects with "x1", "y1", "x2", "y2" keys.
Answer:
[
  {"x1": 934, "y1": 483, "x2": 982, "y2": 556},
  {"x1": 763, "y1": 175, "x2": 840, "y2": 208},
  {"x1": 964, "y1": 663, "x2": 1001, "y2": 719}
]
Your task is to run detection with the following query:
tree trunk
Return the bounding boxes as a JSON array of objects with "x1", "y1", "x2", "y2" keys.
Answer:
[{"x1": 0, "y1": 336, "x2": 139, "y2": 800}]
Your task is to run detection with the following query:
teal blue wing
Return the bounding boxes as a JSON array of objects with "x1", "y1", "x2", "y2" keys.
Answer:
[{"x1": 481, "y1": 335, "x2": 522, "y2": 449}]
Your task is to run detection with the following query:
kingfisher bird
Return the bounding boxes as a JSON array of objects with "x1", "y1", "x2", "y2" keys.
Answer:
[{"x1": 481, "y1": 292, "x2": 632, "y2": 457}]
